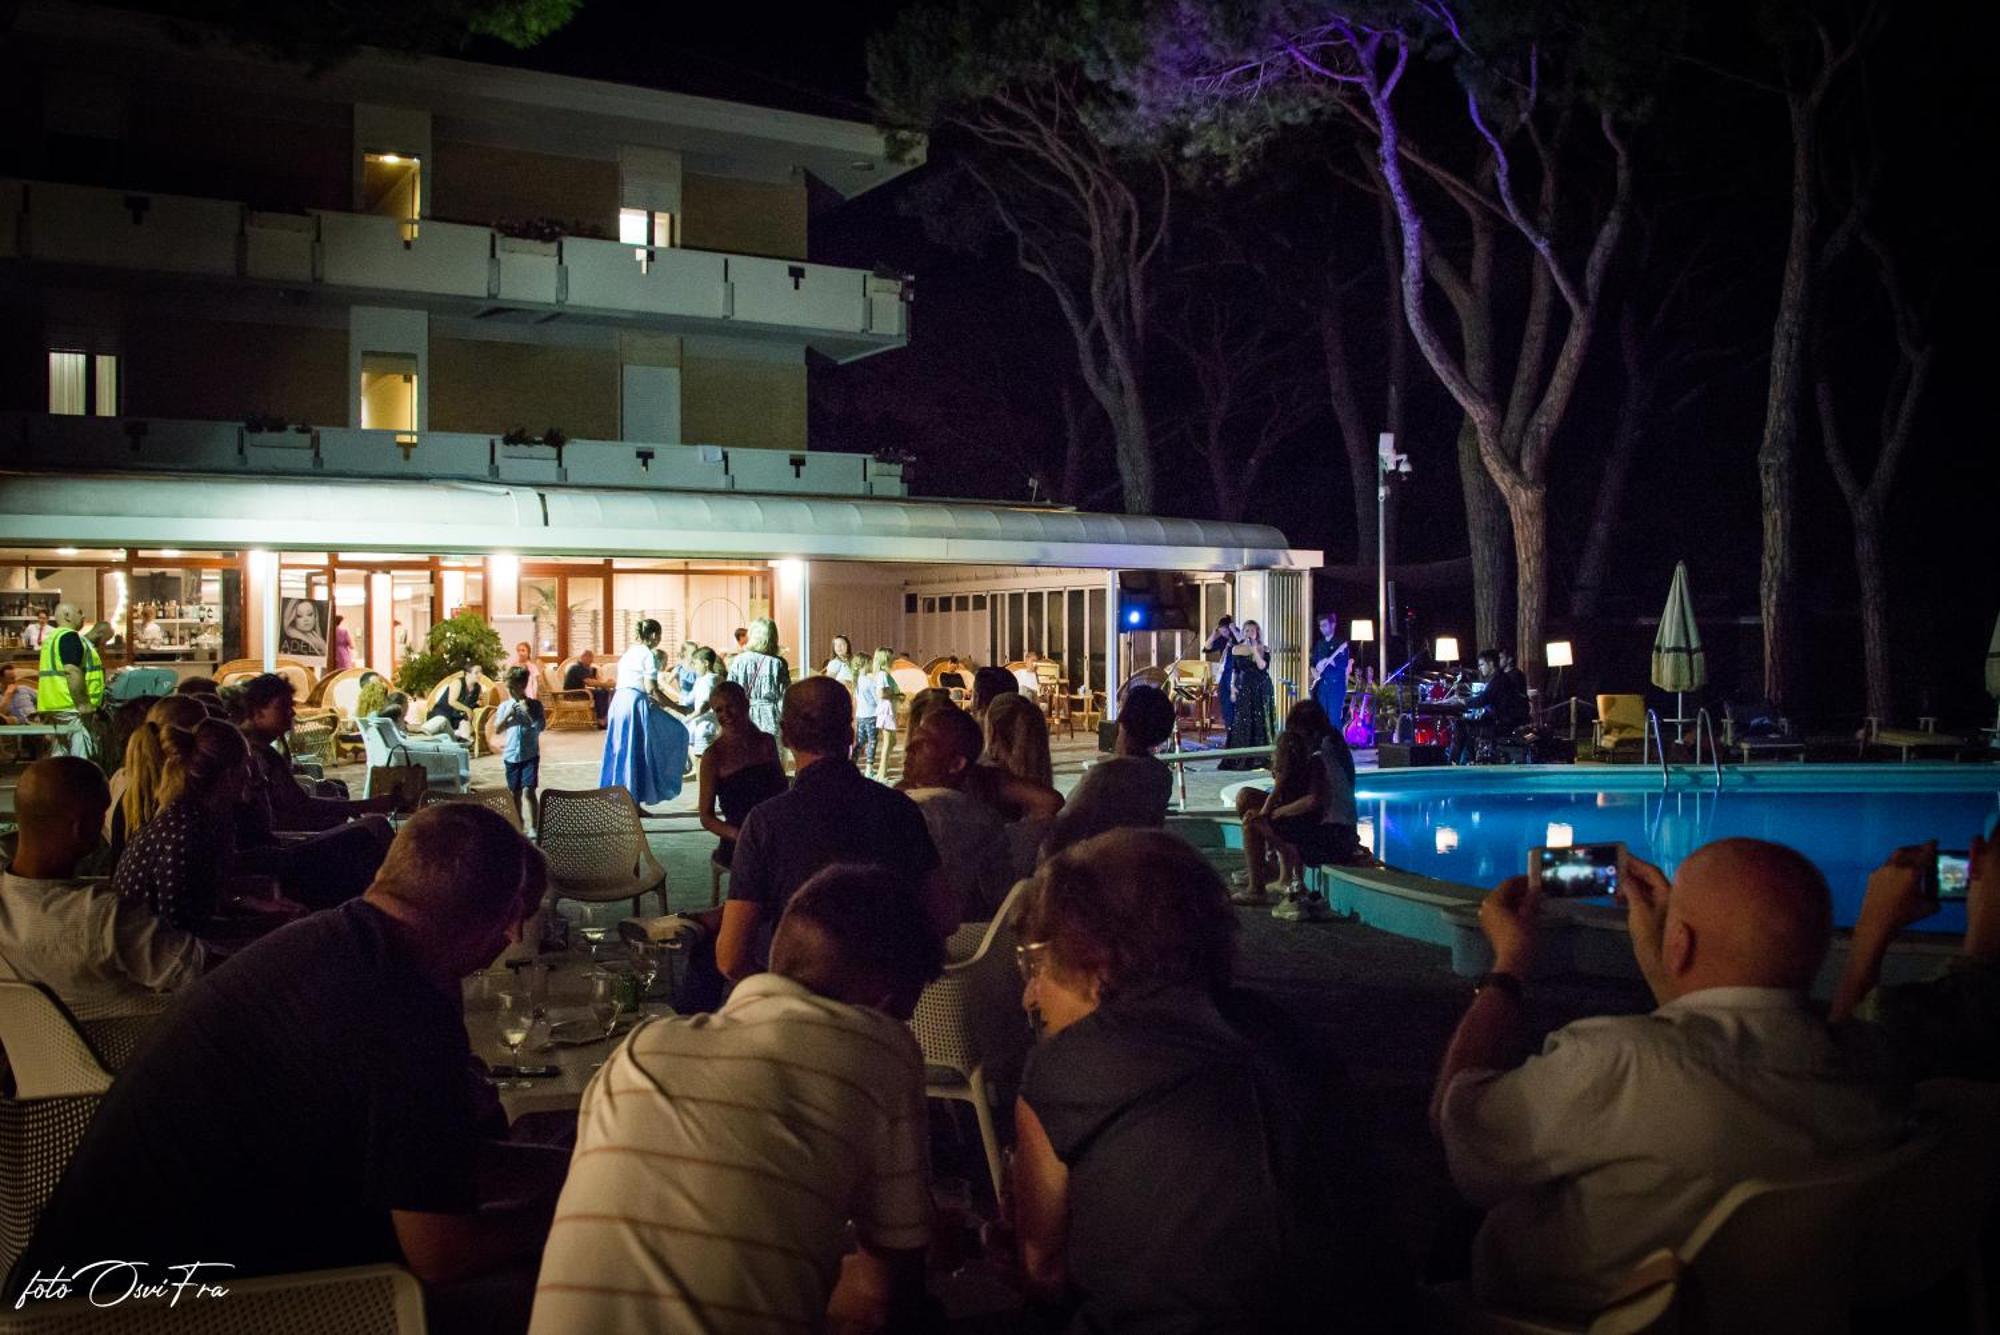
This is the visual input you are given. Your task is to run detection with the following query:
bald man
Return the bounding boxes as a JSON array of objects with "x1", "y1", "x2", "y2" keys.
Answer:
[
  {"x1": 0, "y1": 756, "x2": 202, "y2": 1019},
  {"x1": 1429, "y1": 838, "x2": 1909, "y2": 1318}
]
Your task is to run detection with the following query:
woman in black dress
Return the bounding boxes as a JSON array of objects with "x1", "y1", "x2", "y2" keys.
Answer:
[{"x1": 1218, "y1": 619, "x2": 1274, "y2": 771}]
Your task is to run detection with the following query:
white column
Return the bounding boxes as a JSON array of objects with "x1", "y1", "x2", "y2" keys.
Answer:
[
  {"x1": 485, "y1": 553, "x2": 520, "y2": 617},
  {"x1": 368, "y1": 572, "x2": 395, "y2": 675},
  {"x1": 1102, "y1": 568, "x2": 1121, "y2": 722},
  {"x1": 253, "y1": 550, "x2": 280, "y2": 670}
]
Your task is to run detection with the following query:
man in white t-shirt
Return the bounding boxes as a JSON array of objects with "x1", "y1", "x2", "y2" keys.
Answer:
[
  {"x1": 1013, "y1": 648, "x2": 1044, "y2": 700},
  {"x1": 530, "y1": 863, "x2": 945, "y2": 1335},
  {"x1": 0, "y1": 757, "x2": 203, "y2": 1021}
]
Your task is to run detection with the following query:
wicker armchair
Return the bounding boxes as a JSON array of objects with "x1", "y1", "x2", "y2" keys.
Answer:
[
  {"x1": 537, "y1": 787, "x2": 668, "y2": 917},
  {"x1": 907, "y1": 882, "x2": 1032, "y2": 1204},
  {"x1": 543, "y1": 662, "x2": 597, "y2": 732}
]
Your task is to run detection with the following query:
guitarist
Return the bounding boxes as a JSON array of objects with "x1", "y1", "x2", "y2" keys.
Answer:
[{"x1": 1308, "y1": 612, "x2": 1350, "y2": 733}]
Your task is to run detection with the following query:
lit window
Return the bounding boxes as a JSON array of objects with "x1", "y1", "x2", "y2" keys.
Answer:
[
  {"x1": 364, "y1": 152, "x2": 422, "y2": 239},
  {"x1": 360, "y1": 352, "x2": 418, "y2": 432},
  {"x1": 48, "y1": 350, "x2": 118, "y2": 416},
  {"x1": 619, "y1": 208, "x2": 675, "y2": 269}
]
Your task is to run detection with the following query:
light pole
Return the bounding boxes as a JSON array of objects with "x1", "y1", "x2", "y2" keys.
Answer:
[{"x1": 1376, "y1": 432, "x2": 1409, "y2": 682}]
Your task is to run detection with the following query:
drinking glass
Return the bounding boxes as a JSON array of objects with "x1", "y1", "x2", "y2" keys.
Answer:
[
  {"x1": 494, "y1": 990, "x2": 532, "y2": 1089},
  {"x1": 630, "y1": 943, "x2": 662, "y2": 1002},
  {"x1": 588, "y1": 971, "x2": 621, "y2": 1037}
]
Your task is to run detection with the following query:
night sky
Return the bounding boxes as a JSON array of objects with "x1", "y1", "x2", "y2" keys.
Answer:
[{"x1": 479, "y1": 2, "x2": 2000, "y2": 719}]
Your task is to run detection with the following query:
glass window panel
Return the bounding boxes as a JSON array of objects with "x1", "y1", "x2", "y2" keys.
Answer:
[
  {"x1": 1047, "y1": 594, "x2": 1065, "y2": 660},
  {"x1": 1066, "y1": 588, "x2": 1086, "y2": 693},
  {"x1": 1007, "y1": 593, "x2": 1025, "y2": 662},
  {"x1": 904, "y1": 593, "x2": 918, "y2": 614},
  {"x1": 1086, "y1": 587, "x2": 1106, "y2": 693},
  {"x1": 565, "y1": 577, "x2": 604, "y2": 659},
  {"x1": 48, "y1": 351, "x2": 86, "y2": 415},
  {"x1": 1026, "y1": 590, "x2": 1044, "y2": 655},
  {"x1": 92, "y1": 354, "x2": 118, "y2": 416},
  {"x1": 619, "y1": 207, "x2": 649, "y2": 246},
  {"x1": 522, "y1": 577, "x2": 559, "y2": 657},
  {"x1": 972, "y1": 594, "x2": 987, "y2": 611}
]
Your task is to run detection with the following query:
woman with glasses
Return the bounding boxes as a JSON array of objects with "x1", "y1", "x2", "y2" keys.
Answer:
[{"x1": 1006, "y1": 828, "x2": 1409, "y2": 1331}]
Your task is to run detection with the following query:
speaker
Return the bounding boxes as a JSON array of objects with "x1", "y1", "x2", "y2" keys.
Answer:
[{"x1": 1377, "y1": 742, "x2": 1449, "y2": 768}]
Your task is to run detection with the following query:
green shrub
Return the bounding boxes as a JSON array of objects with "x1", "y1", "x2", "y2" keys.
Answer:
[{"x1": 396, "y1": 611, "x2": 503, "y2": 697}]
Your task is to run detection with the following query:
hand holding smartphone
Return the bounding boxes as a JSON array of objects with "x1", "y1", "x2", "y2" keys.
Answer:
[{"x1": 1527, "y1": 842, "x2": 1626, "y2": 898}]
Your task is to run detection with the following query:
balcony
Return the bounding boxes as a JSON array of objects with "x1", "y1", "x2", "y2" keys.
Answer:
[
  {"x1": 0, "y1": 411, "x2": 911, "y2": 499},
  {"x1": 1, "y1": 177, "x2": 910, "y2": 361}
]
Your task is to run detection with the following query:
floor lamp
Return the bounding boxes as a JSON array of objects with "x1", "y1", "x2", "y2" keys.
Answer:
[{"x1": 1545, "y1": 640, "x2": 1575, "y2": 736}]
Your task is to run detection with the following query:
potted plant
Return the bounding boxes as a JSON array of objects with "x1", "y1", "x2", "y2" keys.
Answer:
[{"x1": 395, "y1": 610, "x2": 504, "y2": 698}]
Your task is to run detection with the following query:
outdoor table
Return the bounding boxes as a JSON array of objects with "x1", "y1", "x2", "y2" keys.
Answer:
[
  {"x1": 462, "y1": 946, "x2": 673, "y2": 1123},
  {"x1": 0, "y1": 718, "x2": 91, "y2": 757}
]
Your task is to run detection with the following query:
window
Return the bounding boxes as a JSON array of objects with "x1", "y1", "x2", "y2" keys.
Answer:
[
  {"x1": 972, "y1": 594, "x2": 987, "y2": 611},
  {"x1": 954, "y1": 595, "x2": 970, "y2": 612},
  {"x1": 48, "y1": 351, "x2": 119, "y2": 416},
  {"x1": 620, "y1": 208, "x2": 675, "y2": 271},
  {"x1": 904, "y1": 594, "x2": 918, "y2": 614},
  {"x1": 359, "y1": 353, "x2": 418, "y2": 432},
  {"x1": 363, "y1": 152, "x2": 422, "y2": 238}
]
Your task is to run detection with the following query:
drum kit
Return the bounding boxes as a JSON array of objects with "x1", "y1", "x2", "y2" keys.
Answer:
[{"x1": 1406, "y1": 671, "x2": 1470, "y2": 750}]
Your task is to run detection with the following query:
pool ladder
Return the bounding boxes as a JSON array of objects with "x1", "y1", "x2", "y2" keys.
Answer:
[{"x1": 1646, "y1": 707, "x2": 1724, "y2": 790}]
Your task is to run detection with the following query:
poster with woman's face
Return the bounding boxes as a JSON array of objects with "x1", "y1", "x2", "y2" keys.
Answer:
[{"x1": 279, "y1": 597, "x2": 329, "y2": 659}]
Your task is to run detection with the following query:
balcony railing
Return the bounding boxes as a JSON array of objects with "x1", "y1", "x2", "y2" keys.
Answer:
[
  {"x1": 2, "y1": 178, "x2": 910, "y2": 346},
  {"x1": 0, "y1": 411, "x2": 911, "y2": 499}
]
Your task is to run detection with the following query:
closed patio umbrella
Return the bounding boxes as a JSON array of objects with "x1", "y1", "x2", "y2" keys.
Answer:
[{"x1": 1651, "y1": 561, "x2": 1706, "y2": 742}]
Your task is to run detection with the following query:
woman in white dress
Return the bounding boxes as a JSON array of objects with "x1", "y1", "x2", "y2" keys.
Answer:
[{"x1": 598, "y1": 618, "x2": 690, "y2": 807}]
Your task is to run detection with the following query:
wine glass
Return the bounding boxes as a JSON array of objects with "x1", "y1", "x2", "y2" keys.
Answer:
[
  {"x1": 588, "y1": 971, "x2": 621, "y2": 1038},
  {"x1": 630, "y1": 943, "x2": 662, "y2": 1005},
  {"x1": 494, "y1": 990, "x2": 532, "y2": 1089}
]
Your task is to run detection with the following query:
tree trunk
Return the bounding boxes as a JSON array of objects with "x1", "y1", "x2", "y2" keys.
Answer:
[
  {"x1": 1571, "y1": 313, "x2": 1650, "y2": 621},
  {"x1": 1852, "y1": 505, "x2": 1893, "y2": 721},
  {"x1": 1103, "y1": 349, "x2": 1155, "y2": 515},
  {"x1": 1317, "y1": 302, "x2": 1376, "y2": 562},
  {"x1": 1507, "y1": 479, "x2": 1550, "y2": 693},
  {"x1": 1457, "y1": 416, "x2": 1511, "y2": 653},
  {"x1": 1757, "y1": 101, "x2": 1819, "y2": 709}
]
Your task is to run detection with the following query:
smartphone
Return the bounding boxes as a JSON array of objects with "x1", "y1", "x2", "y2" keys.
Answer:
[
  {"x1": 1528, "y1": 842, "x2": 1625, "y2": 898},
  {"x1": 1934, "y1": 851, "x2": 1971, "y2": 901},
  {"x1": 489, "y1": 1064, "x2": 560, "y2": 1079}
]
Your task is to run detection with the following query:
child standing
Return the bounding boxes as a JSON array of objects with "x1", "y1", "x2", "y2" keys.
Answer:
[
  {"x1": 852, "y1": 657, "x2": 881, "y2": 770},
  {"x1": 865, "y1": 646, "x2": 903, "y2": 782},
  {"x1": 494, "y1": 665, "x2": 547, "y2": 834}
]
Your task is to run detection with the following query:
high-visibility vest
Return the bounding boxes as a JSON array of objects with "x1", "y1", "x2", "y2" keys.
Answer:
[{"x1": 37, "y1": 626, "x2": 105, "y2": 711}]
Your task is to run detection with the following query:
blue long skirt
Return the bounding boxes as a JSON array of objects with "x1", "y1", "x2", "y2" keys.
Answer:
[{"x1": 600, "y1": 687, "x2": 689, "y2": 807}]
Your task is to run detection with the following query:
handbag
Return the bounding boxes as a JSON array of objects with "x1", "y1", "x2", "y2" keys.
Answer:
[{"x1": 367, "y1": 739, "x2": 428, "y2": 810}]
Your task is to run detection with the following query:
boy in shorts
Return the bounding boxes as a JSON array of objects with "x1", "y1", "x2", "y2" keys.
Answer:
[{"x1": 494, "y1": 666, "x2": 546, "y2": 834}]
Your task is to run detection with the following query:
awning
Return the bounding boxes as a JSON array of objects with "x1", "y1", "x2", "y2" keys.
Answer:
[{"x1": 0, "y1": 472, "x2": 1320, "y2": 572}]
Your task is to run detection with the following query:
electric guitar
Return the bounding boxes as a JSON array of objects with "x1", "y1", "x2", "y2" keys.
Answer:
[{"x1": 1309, "y1": 640, "x2": 1350, "y2": 692}]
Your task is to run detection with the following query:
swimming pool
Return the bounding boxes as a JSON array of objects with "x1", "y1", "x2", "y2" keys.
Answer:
[{"x1": 1350, "y1": 764, "x2": 2000, "y2": 935}]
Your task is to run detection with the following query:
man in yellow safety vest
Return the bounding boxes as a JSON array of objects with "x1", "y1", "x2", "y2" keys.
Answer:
[{"x1": 36, "y1": 602, "x2": 104, "y2": 756}]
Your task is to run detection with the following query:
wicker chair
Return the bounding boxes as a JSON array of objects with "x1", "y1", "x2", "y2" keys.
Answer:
[
  {"x1": 542, "y1": 662, "x2": 596, "y2": 732},
  {"x1": 0, "y1": 982, "x2": 117, "y2": 1279},
  {"x1": 421, "y1": 672, "x2": 499, "y2": 757},
  {"x1": 419, "y1": 786, "x2": 525, "y2": 832},
  {"x1": 908, "y1": 881, "x2": 1032, "y2": 1204},
  {"x1": 215, "y1": 657, "x2": 318, "y2": 700},
  {"x1": 537, "y1": 787, "x2": 668, "y2": 917},
  {"x1": 0, "y1": 1264, "x2": 427, "y2": 1333}
]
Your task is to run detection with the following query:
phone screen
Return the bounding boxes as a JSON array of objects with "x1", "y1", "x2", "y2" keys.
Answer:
[
  {"x1": 1530, "y1": 842, "x2": 1623, "y2": 898},
  {"x1": 1936, "y1": 852, "x2": 1971, "y2": 901}
]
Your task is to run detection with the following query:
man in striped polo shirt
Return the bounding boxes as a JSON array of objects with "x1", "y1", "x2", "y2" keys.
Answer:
[{"x1": 530, "y1": 863, "x2": 946, "y2": 1334}]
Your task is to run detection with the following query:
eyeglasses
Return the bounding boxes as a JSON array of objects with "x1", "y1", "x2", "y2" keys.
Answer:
[{"x1": 1015, "y1": 941, "x2": 1052, "y2": 984}]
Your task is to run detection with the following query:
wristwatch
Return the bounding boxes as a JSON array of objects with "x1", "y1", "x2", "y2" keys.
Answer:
[{"x1": 1474, "y1": 970, "x2": 1524, "y2": 1001}]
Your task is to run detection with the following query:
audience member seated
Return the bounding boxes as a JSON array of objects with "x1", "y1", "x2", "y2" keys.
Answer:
[
  {"x1": 1, "y1": 662, "x2": 36, "y2": 725},
  {"x1": 422, "y1": 657, "x2": 484, "y2": 744},
  {"x1": 1230, "y1": 701, "x2": 1362, "y2": 921},
  {"x1": 105, "y1": 694, "x2": 210, "y2": 857},
  {"x1": 355, "y1": 670, "x2": 390, "y2": 722},
  {"x1": 716, "y1": 678, "x2": 947, "y2": 982},
  {"x1": 906, "y1": 685, "x2": 957, "y2": 736},
  {"x1": 233, "y1": 672, "x2": 396, "y2": 909},
  {"x1": 172, "y1": 675, "x2": 220, "y2": 698},
  {"x1": 529, "y1": 864, "x2": 944, "y2": 1335},
  {"x1": 0, "y1": 757, "x2": 203, "y2": 1019},
  {"x1": 1832, "y1": 833, "x2": 2000, "y2": 1082},
  {"x1": 899, "y1": 704, "x2": 1013, "y2": 921},
  {"x1": 1013, "y1": 648, "x2": 1046, "y2": 700},
  {"x1": 562, "y1": 649, "x2": 611, "y2": 726},
  {"x1": 1042, "y1": 682, "x2": 1175, "y2": 861},
  {"x1": 698, "y1": 680, "x2": 788, "y2": 875},
  {"x1": 1010, "y1": 828, "x2": 1409, "y2": 1331},
  {"x1": 10, "y1": 806, "x2": 558, "y2": 1311},
  {"x1": 971, "y1": 664, "x2": 1019, "y2": 716},
  {"x1": 1433, "y1": 837, "x2": 1910, "y2": 1318},
  {"x1": 980, "y1": 693, "x2": 1065, "y2": 869}
]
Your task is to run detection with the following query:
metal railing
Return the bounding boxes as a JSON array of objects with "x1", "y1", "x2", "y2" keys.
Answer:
[
  {"x1": 1642, "y1": 709, "x2": 1670, "y2": 788},
  {"x1": 1692, "y1": 707, "x2": 1723, "y2": 787}
]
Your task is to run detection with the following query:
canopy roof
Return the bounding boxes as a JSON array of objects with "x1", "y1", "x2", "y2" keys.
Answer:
[{"x1": 0, "y1": 472, "x2": 1319, "y2": 573}]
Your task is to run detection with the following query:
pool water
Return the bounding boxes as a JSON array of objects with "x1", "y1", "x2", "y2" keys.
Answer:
[{"x1": 1352, "y1": 771, "x2": 2000, "y2": 934}]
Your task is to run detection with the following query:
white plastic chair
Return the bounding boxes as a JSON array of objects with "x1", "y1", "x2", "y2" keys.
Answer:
[
  {"x1": 908, "y1": 880, "x2": 1033, "y2": 1204},
  {"x1": 537, "y1": 787, "x2": 668, "y2": 917},
  {"x1": 0, "y1": 982, "x2": 116, "y2": 1280},
  {"x1": 358, "y1": 716, "x2": 469, "y2": 795},
  {"x1": 0, "y1": 1263, "x2": 427, "y2": 1333}
]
